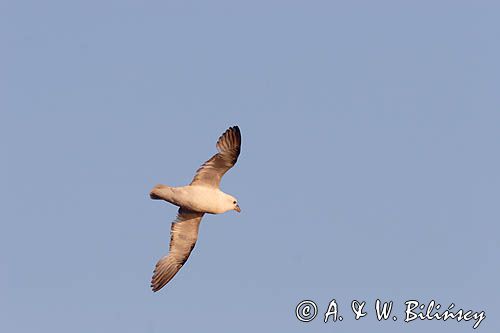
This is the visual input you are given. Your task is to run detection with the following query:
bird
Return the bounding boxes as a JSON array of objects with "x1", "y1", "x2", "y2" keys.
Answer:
[{"x1": 149, "y1": 125, "x2": 242, "y2": 292}]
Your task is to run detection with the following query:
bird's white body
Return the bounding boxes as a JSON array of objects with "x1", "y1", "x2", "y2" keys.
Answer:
[{"x1": 151, "y1": 184, "x2": 236, "y2": 214}]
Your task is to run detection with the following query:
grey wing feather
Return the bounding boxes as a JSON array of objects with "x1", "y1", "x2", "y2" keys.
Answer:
[
  {"x1": 190, "y1": 126, "x2": 241, "y2": 188},
  {"x1": 151, "y1": 208, "x2": 204, "y2": 292}
]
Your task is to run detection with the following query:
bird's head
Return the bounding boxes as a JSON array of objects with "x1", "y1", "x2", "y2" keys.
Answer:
[{"x1": 226, "y1": 195, "x2": 241, "y2": 213}]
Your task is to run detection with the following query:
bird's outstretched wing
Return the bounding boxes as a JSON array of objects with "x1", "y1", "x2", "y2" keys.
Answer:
[
  {"x1": 151, "y1": 208, "x2": 204, "y2": 292},
  {"x1": 190, "y1": 126, "x2": 241, "y2": 188}
]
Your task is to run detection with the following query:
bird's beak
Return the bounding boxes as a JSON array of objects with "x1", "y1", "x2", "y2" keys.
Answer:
[{"x1": 235, "y1": 204, "x2": 241, "y2": 213}]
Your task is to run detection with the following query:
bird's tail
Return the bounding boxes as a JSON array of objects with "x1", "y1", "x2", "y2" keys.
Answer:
[{"x1": 150, "y1": 184, "x2": 168, "y2": 200}]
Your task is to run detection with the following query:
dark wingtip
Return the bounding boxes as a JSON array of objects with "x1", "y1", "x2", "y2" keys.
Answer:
[
  {"x1": 230, "y1": 125, "x2": 241, "y2": 141},
  {"x1": 151, "y1": 279, "x2": 161, "y2": 292},
  {"x1": 231, "y1": 125, "x2": 240, "y2": 134}
]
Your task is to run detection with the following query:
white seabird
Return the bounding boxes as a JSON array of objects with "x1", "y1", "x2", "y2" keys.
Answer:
[{"x1": 149, "y1": 126, "x2": 242, "y2": 292}]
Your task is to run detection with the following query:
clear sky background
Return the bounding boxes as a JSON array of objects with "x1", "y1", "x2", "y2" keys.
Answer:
[{"x1": 2, "y1": 1, "x2": 499, "y2": 332}]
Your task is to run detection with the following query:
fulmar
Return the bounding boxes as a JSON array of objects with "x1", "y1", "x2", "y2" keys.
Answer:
[{"x1": 149, "y1": 125, "x2": 242, "y2": 292}]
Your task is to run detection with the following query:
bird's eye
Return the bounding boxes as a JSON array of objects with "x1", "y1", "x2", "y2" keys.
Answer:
[{"x1": 233, "y1": 201, "x2": 237, "y2": 204}]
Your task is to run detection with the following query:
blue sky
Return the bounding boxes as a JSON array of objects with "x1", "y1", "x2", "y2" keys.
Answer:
[{"x1": 2, "y1": 1, "x2": 499, "y2": 332}]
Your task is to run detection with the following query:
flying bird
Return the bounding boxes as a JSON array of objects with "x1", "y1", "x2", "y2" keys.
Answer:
[{"x1": 149, "y1": 126, "x2": 242, "y2": 292}]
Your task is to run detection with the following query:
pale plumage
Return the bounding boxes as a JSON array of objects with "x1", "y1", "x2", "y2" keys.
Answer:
[{"x1": 149, "y1": 126, "x2": 242, "y2": 292}]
